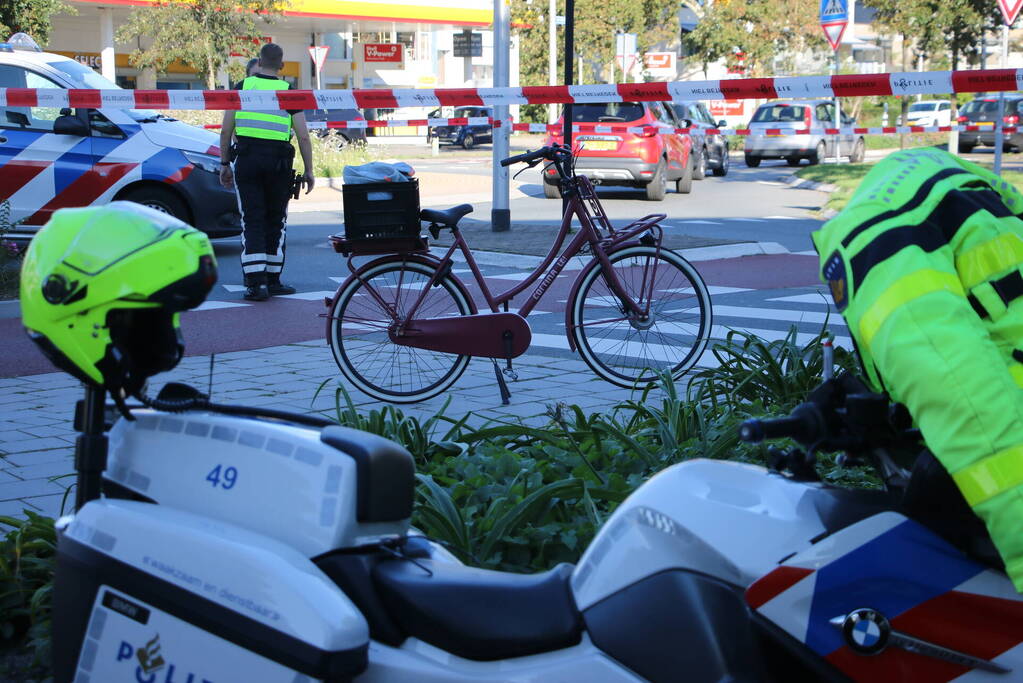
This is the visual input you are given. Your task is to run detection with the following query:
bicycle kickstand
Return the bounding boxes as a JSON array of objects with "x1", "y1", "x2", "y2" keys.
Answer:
[
  {"x1": 492, "y1": 359, "x2": 512, "y2": 405},
  {"x1": 502, "y1": 331, "x2": 519, "y2": 382}
]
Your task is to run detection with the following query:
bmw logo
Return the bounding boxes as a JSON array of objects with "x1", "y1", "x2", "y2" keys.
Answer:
[{"x1": 841, "y1": 608, "x2": 891, "y2": 655}]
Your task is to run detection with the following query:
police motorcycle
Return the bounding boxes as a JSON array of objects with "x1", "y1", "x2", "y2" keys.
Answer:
[{"x1": 30, "y1": 205, "x2": 1023, "y2": 683}]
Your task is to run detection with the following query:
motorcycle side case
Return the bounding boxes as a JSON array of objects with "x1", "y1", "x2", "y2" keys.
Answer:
[
  {"x1": 53, "y1": 499, "x2": 369, "y2": 683},
  {"x1": 748, "y1": 511, "x2": 1023, "y2": 681},
  {"x1": 104, "y1": 411, "x2": 413, "y2": 557}
]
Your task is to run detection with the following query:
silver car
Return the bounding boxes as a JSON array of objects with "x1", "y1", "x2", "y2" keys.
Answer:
[{"x1": 744, "y1": 100, "x2": 865, "y2": 167}]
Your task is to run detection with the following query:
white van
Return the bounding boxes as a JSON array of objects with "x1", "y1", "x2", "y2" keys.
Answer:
[{"x1": 0, "y1": 34, "x2": 241, "y2": 239}]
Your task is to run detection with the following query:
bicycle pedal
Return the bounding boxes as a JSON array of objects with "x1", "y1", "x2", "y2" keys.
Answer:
[{"x1": 502, "y1": 368, "x2": 519, "y2": 381}]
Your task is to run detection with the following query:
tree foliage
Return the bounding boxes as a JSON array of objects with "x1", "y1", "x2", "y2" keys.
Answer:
[
  {"x1": 511, "y1": 0, "x2": 678, "y2": 121},
  {"x1": 0, "y1": 0, "x2": 75, "y2": 47},
  {"x1": 116, "y1": 0, "x2": 287, "y2": 89},
  {"x1": 683, "y1": 0, "x2": 828, "y2": 77},
  {"x1": 868, "y1": 0, "x2": 1000, "y2": 68}
]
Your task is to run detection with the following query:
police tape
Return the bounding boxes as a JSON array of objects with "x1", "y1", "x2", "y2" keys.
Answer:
[
  {"x1": 512, "y1": 122, "x2": 1019, "y2": 136},
  {"x1": 202, "y1": 118, "x2": 1018, "y2": 137},
  {"x1": 202, "y1": 117, "x2": 496, "y2": 130},
  {"x1": 2, "y1": 67, "x2": 1021, "y2": 111}
]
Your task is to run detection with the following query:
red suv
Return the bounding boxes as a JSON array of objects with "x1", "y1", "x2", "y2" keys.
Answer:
[{"x1": 543, "y1": 101, "x2": 693, "y2": 201}]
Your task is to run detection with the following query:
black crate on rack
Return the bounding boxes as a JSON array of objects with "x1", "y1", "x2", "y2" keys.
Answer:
[{"x1": 342, "y1": 178, "x2": 421, "y2": 241}]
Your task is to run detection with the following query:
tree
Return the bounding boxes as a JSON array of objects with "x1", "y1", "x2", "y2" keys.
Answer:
[
  {"x1": 511, "y1": 0, "x2": 678, "y2": 121},
  {"x1": 866, "y1": 0, "x2": 1001, "y2": 151},
  {"x1": 0, "y1": 0, "x2": 75, "y2": 47},
  {"x1": 116, "y1": 0, "x2": 287, "y2": 89},
  {"x1": 683, "y1": 0, "x2": 827, "y2": 77}
]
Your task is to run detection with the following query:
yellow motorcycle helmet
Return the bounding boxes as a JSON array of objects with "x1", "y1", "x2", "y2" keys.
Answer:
[{"x1": 20, "y1": 202, "x2": 217, "y2": 396}]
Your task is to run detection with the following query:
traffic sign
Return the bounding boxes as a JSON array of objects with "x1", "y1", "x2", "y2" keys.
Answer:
[
  {"x1": 998, "y1": 0, "x2": 1023, "y2": 26},
  {"x1": 308, "y1": 45, "x2": 329, "y2": 72},
  {"x1": 820, "y1": 0, "x2": 848, "y2": 51}
]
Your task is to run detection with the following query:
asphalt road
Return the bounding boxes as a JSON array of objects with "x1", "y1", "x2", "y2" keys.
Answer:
[{"x1": 200, "y1": 153, "x2": 827, "y2": 300}]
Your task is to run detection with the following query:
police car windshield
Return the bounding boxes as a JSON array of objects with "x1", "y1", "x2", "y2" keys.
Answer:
[{"x1": 46, "y1": 58, "x2": 157, "y2": 121}]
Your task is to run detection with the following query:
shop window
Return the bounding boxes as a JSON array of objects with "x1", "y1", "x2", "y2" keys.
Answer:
[{"x1": 323, "y1": 33, "x2": 350, "y2": 61}]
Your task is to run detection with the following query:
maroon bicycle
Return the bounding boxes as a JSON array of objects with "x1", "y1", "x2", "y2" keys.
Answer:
[{"x1": 324, "y1": 144, "x2": 713, "y2": 403}]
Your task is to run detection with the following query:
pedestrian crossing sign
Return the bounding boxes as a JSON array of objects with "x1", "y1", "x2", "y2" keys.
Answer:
[{"x1": 820, "y1": 0, "x2": 848, "y2": 51}]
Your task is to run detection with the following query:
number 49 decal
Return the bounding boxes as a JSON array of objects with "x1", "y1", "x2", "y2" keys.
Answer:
[{"x1": 206, "y1": 465, "x2": 238, "y2": 490}]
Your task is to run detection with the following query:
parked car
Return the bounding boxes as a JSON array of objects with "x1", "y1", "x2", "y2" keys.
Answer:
[
  {"x1": 542, "y1": 101, "x2": 693, "y2": 201},
  {"x1": 744, "y1": 100, "x2": 865, "y2": 167},
  {"x1": 957, "y1": 96, "x2": 1023, "y2": 153},
  {"x1": 901, "y1": 99, "x2": 952, "y2": 127},
  {"x1": 427, "y1": 106, "x2": 493, "y2": 149},
  {"x1": 303, "y1": 108, "x2": 367, "y2": 148},
  {"x1": 671, "y1": 101, "x2": 730, "y2": 178},
  {"x1": 0, "y1": 33, "x2": 240, "y2": 239}
]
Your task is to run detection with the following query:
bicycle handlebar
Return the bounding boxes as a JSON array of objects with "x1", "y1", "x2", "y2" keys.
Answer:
[
  {"x1": 500, "y1": 148, "x2": 548, "y2": 167},
  {"x1": 500, "y1": 144, "x2": 572, "y2": 168}
]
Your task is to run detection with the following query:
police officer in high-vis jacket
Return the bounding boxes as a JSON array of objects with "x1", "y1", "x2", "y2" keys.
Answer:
[
  {"x1": 218, "y1": 43, "x2": 314, "y2": 301},
  {"x1": 813, "y1": 147, "x2": 1023, "y2": 590}
]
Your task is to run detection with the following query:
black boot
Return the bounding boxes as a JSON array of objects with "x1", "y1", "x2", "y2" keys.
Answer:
[
  {"x1": 244, "y1": 273, "x2": 269, "y2": 301},
  {"x1": 267, "y1": 275, "x2": 296, "y2": 296}
]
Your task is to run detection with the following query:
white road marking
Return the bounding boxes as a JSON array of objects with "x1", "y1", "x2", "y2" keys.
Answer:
[
  {"x1": 711, "y1": 304, "x2": 846, "y2": 327},
  {"x1": 194, "y1": 300, "x2": 249, "y2": 311},
  {"x1": 768, "y1": 292, "x2": 831, "y2": 304},
  {"x1": 276, "y1": 291, "x2": 337, "y2": 301},
  {"x1": 222, "y1": 285, "x2": 246, "y2": 292}
]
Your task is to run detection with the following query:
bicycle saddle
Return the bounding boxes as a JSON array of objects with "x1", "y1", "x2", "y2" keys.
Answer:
[{"x1": 421, "y1": 204, "x2": 473, "y2": 227}]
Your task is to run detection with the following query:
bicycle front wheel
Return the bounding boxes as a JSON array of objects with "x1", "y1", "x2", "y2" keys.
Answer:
[
  {"x1": 570, "y1": 246, "x2": 712, "y2": 388},
  {"x1": 329, "y1": 260, "x2": 473, "y2": 403}
]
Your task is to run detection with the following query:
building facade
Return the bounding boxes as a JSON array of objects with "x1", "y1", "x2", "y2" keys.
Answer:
[{"x1": 41, "y1": 0, "x2": 510, "y2": 95}]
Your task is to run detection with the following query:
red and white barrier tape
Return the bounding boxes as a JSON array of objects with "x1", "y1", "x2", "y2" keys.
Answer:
[
  {"x1": 2, "y1": 67, "x2": 1021, "y2": 111},
  {"x1": 202, "y1": 117, "x2": 1018, "y2": 137},
  {"x1": 202, "y1": 116, "x2": 495, "y2": 130},
  {"x1": 513, "y1": 122, "x2": 1019, "y2": 136}
]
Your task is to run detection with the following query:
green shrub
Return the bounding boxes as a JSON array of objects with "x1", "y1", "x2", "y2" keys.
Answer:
[{"x1": 0, "y1": 511, "x2": 56, "y2": 673}]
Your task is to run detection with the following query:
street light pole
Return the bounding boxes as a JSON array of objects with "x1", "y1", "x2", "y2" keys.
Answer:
[
  {"x1": 561, "y1": 0, "x2": 575, "y2": 215},
  {"x1": 549, "y1": 0, "x2": 557, "y2": 124},
  {"x1": 492, "y1": 0, "x2": 510, "y2": 232}
]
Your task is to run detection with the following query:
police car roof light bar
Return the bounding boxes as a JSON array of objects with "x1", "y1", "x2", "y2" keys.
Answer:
[{"x1": 6, "y1": 33, "x2": 42, "y2": 52}]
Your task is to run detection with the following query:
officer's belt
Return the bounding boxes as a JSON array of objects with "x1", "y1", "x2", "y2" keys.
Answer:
[{"x1": 967, "y1": 269, "x2": 1023, "y2": 319}]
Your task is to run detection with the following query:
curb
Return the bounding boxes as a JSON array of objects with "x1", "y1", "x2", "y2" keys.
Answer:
[{"x1": 782, "y1": 174, "x2": 838, "y2": 193}]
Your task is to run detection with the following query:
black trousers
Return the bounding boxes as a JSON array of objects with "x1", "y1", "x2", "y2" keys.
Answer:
[{"x1": 233, "y1": 140, "x2": 294, "y2": 286}]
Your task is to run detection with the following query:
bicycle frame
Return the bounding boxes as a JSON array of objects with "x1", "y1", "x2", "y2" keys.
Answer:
[{"x1": 380, "y1": 176, "x2": 668, "y2": 329}]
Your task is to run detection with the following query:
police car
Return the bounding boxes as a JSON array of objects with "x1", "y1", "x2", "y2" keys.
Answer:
[{"x1": 0, "y1": 33, "x2": 241, "y2": 240}]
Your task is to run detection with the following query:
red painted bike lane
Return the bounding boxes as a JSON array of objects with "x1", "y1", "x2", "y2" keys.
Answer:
[{"x1": 2, "y1": 253, "x2": 821, "y2": 378}]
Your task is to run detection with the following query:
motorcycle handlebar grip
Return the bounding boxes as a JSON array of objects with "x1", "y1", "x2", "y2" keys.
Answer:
[{"x1": 738, "y1": 416, "x2": 806, "y2": 443}]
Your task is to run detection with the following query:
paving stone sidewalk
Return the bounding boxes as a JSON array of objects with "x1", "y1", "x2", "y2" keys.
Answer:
[{"x1": 0, "y1": 341, "x2": 655, "y2": 520}]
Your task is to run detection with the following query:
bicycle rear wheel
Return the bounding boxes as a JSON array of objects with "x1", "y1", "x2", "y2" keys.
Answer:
[
  {"x1": 329, "y1": 260, "x2": 473, "y2": 403},
  {"x1": 570, "y1": 246, "x2": 712, "y2": 388}
]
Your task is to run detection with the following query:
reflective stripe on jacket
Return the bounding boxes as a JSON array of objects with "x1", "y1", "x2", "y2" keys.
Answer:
[
  {"x1": 812, "y1": 147, "x2": 1023, "y2": 590},
  {"x1": 236, "y1": 75, "x2": 292, "y2": 141}
]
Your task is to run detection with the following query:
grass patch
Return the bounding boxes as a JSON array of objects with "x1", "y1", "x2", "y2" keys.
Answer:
[{"x1": 796, "y1": 153, "x2": 1023, "y2": 215}]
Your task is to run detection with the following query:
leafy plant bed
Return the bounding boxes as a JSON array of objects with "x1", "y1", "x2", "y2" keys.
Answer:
[{"x1": 2, "y1": 324, "x2": 870, "y2": 677}]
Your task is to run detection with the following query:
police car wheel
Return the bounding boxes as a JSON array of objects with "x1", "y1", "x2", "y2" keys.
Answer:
[{"x1": 120, "y1": 187, "x2": 190, "y2": 225}]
